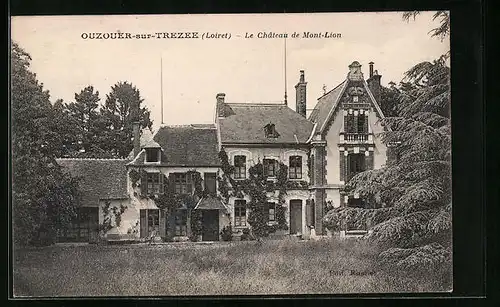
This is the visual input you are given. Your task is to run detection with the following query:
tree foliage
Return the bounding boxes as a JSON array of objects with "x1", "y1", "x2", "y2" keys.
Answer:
[
  {"x1": 100, "y1": 82, "x2": 152, "y2": 158},
  {"x1": 11, "y1": 41, "x2": 80, "y2": 246},
  {"x1": 324, "y1": 54, "x2": 451, "y2": 268},
  {"x1": 402, "y1": 11, "x2": 450, "y2": 42}
]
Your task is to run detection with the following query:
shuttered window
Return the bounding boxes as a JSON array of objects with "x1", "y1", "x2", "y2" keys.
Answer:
[
  {"x1": 173, "y1": 173, "x2": 192, "y2": 194},
  {"x1": 147, "y1": 173, "x2": 161, "y2": 195}
]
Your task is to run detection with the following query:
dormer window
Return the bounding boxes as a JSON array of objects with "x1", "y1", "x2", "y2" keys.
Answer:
[
  {"x1": 264, "y1": 123, "x2": 280, "y2": 138},
  {"x1": 145, "y1": 148, "x2": 160, "y2": 163}
]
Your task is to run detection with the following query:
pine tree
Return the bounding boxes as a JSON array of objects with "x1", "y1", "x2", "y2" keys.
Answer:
[
  {"x1": 100, "y1": 81, "x2": 152, "y2": 158},
  {"x1": 323, "y1": 12, "x2": 451, "y2": 271},
  {"x1": 11, "y1": 41, "x2": 80, "y2": 246}
]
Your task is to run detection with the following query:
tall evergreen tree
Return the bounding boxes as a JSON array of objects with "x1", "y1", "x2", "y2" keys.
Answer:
[
  {"x1": 66, "y1": 86, "x2": 101, "y2": 155},
  {"x1": 11, "y1": 41, "x2": 80, "y2": 246},
  {"x1": 100, "y1": 81, "x2": 152, "y2": 158},
  {"x1": 323, "y1": 12, "x2": 451, "y2": 271}
]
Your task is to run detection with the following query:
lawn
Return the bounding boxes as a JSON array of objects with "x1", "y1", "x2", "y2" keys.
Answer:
[{"x1": 13, "y1": 238, "x2": 451, "y2": 297}]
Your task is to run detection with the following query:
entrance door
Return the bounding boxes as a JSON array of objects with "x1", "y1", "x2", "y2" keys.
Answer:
[
  {"x1": 290, "y1": 200, "x2": 303, "y2": 234},
  {"x1": 202, "y1": 210, "x2": 219, "y2": 241}
]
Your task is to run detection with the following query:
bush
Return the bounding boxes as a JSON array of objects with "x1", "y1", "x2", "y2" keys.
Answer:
[
  {"x1": 220, "y1": 224, "x2": 233, "y2": 241},
  {"x1": 240, "y1": 228, "x2": 255, "y2": 241}
]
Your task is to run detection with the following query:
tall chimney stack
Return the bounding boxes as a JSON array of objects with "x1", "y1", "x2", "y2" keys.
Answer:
[
  {"x1": 216, "y1": 93, "x2": 226, "y2": 117},
  {"x1": 367, "y1": 62, "x2": 382, "y2": 102},
  {"x1": 295, "y1": 70, "x2": 307, "y2": 117}
]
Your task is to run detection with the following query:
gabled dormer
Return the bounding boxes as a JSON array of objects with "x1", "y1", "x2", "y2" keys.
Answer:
[{"x1": 143, "y1": 139, "x2": 162, "y2": 164}]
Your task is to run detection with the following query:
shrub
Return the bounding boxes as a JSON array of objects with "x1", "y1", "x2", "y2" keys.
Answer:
[
  {"x1": 240, "y1": 228, "x2": 255, "y2": 241},
  {"x1": 220, "y1": 224, "x2": 233, "y2": 241}
]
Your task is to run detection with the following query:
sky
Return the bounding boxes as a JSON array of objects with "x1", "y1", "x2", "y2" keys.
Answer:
[{"x1": 11, "y1": 12, "x2": 449, "y2": 130}]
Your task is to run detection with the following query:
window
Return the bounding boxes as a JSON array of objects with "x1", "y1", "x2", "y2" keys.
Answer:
[
  {"x1": 234, "y1": 155, "x2": 246, "y2": 179},
  {"x1": 264, "y1": 123, "x2": 280, "y2": 138},
  {"x1": 174, "y1": 173, "x2": 192, "y2": 194},
  {"x1": 263, "y1": 158, "x2": 278, "y2": 177},
  {"x1": 353, "y1": 96, "x2": 359, "y2": 103},
  {"x1": 347, "y1": 153, "x2": 366, "y2": 180},
  {"x1": 174, "y1": 209, "x2": 188, "y2": 236},
  {"x1": 267, "y1": 202, "x2": 276, "y2": 222},
  {"x1": 140, "y1": 209, "x2": 160, "y2": 238},
  {"x1": 145, "y1": 148, "x2": 160, "y2": 163},
  {"x1": 344, "y1": 113, "x2": 355, "y2": 133},
  {"x1": 357, "y1": 114, "x2": 367, "y2": 133},
  {"x1": 147, "y1": 173, "x2": 161, "y2": 194},
  {"x1": 289, "y1": 156, "x2": 302, "y2": 179},
  {"x1": 57, "y1": 207, "x2": 99, "y2": 243},
  {"x1": 234, "y1": 200, "x2": 247, "y2": 226},
  {"x1": 204, "y1": 173, "x2": 217, "y2": 195}
]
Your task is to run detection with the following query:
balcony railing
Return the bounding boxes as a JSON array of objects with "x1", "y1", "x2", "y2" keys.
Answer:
[{"x1": 343, "y1": 133, "x2": 368, "y2": 142}]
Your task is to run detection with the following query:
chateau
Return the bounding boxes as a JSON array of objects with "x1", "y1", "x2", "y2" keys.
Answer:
[{"x1": 56, "y1": 60, "x2": 388, "y2": 243}]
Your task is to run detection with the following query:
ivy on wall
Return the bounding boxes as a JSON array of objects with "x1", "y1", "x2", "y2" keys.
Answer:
[
  {"x1": 99, "y1": 200, "x2": 127, "y2": 237},
  {"x1": 217, "y1": 147, "x2": 312, "y2": 238},
  {"x1": 131, "y1": 168, "x2": 204, "y2": 240}
]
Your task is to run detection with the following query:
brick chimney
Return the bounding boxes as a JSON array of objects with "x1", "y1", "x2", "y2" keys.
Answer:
[
  {"x1": 216, "y1": 93, "x2": 226, "y2": 118},
  {"x1": 295, "y1": 70, "x2": 307, "y2": 117},
  {"x1": 367, "y1": 62, "x2": 382, "y2": 102}
]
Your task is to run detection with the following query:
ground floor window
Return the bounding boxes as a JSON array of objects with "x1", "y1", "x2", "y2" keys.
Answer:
[
  {"x1": 234, "y1": 200, "x2": 247, "y2": 227},
  {"x1": 175, "y1": 209, "x2": 188, "y2": 236},
  {"x1": 266, "y1": 202, "x2": 276, "y2": 222},
  {"x1": 140, "y1": 209, "x2": 160, "y2": 238},
  {"x1": 57, "y1": 207, "x2": 99, "y2": 243}
]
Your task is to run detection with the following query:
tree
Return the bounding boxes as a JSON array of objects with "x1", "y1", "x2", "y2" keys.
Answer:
[
  {"x1": 402, "y1": 11, "x2": 450, "y2": 42},
  {"x1": 11, "y1": 41, "x2": 80, "y2": 246},
  {"x1": 323, "y1": 13, "x2": 452, "y2": 272},
  {"x1": 100, "y1": 82, "x2": 152, "y2": 158},
  {"x1": 379, "y1": 84, "x2": 400, "y2": 117},
  {"x1": 65, "y1": 86, "x2": 102, "y2": 155}
]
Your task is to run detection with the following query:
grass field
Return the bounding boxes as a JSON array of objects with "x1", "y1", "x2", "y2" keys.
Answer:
[{"x1": 13, "y1": 238, "x2": 451, "y2": 297}]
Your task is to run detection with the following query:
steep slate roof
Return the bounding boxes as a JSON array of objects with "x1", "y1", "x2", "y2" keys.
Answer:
[
  {"x1": 128, "y1": 124, "x2": 220, "y2": 167},
  {"x1": 308, "y1": 80, "x2": 346, "y2": 129},
  {"x1": 56, "y1": 158, "x2": 129, "y2": 207},
  {"x1": 218, "y1": 103, "x2": 314, "y2": 144},
  {"x1": 308, "y1": 77, "x2": 386, "y2": 134}
]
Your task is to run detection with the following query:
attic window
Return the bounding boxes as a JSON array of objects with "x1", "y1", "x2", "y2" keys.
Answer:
[
  {"x1": 145, "y1": 148, "x2": 160, "y2": 163},
  {"x1": 264, "y1": 123, "x2": 280, "y2": 138}
]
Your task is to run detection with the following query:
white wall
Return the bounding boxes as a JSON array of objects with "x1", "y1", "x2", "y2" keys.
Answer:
[
  {"x1": 368, "y1": 111, "x2": 388, "y2": 168},
  {"x1": 224, "y1": 146, "x2": 310, "y2": 183},
  {"x1": 324, "y1": 110, "x2": 343, "y2": 185}
]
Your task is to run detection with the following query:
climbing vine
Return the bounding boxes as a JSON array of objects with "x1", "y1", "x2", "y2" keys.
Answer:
[
  {"x1": 99, "y1": 201, "x2": 127, "y2": 236},
  {"x1": 129, "y1": 169, "x2": 141, "y2": 188},
  {"x1": 217, "y1": 147, "x2": 312, "y2": 238},
  {"x1": 135, "y1": 169, "x2": 204, "y2": 239}
]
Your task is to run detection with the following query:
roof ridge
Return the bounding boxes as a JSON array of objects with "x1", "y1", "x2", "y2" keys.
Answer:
[
  {"x1": 316, "y1": 80, "x2": 346, "y2": 100},
  {"x1": 56, "y1": 158, "x2": 128, "y2": 161},
  {"x1": 226, "y1": 102, "x2": 287, "y2": 107}
]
